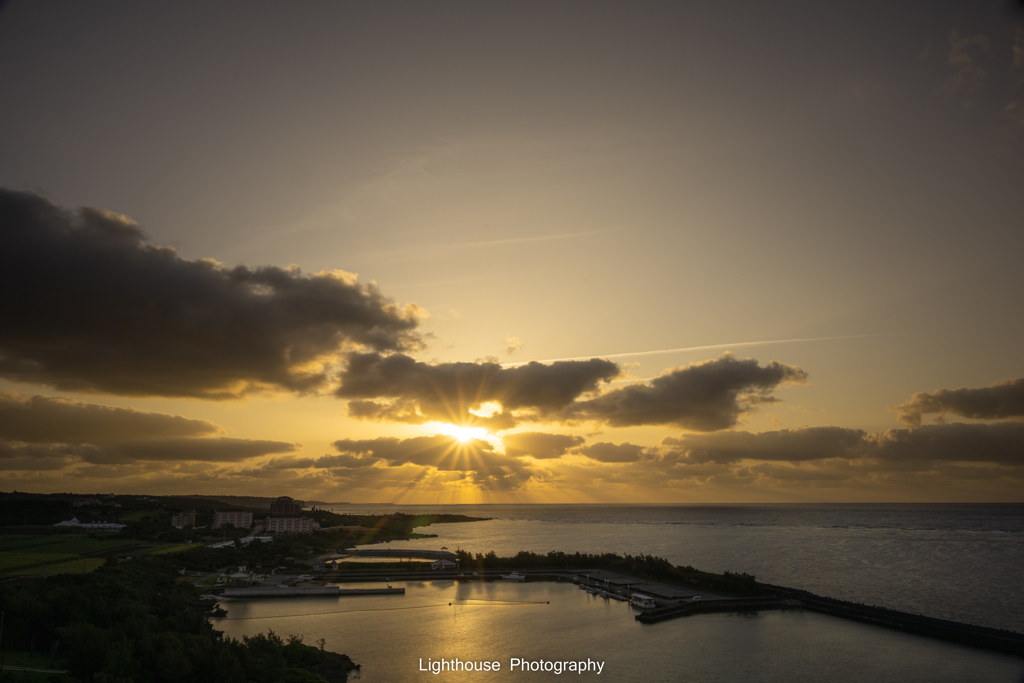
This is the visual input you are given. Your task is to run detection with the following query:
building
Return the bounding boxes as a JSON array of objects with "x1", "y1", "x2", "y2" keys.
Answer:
[
  {"x1": 171, "y1": 510, "x2": 196, "y2": 528},
  {"x1": 269, "y1": 496, "x2": 305, "y2": 516},
  {"x1": 431, "y1": 559, "x2": 457, "y2": 570},
  {"x1": 213, "y1": 509, "x2": 253, "y2": 529},
  {"x1": 53, "y1": 517, "x2": 126, "y2": 532},
  {"x1": 266, "y1": 515, "x2": 314, "y2": 534}
]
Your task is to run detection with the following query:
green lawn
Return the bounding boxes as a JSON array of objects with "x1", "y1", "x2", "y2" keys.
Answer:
[
  {"x1": 37, "y1": 537, "x2": 137, "y2": 555},
  {"x1": 42, "y1": 557, "x2": 106, "y2": 575},
  {"x1": 138, "y1": 543, "x2": 194, "y2": 555},
  {"x1": 0, "y1": 533, "x2": 136, "y2": 555},
  {"x1": 0, "y1": 552, "x2": 78, "y2": 572},
  {"x1": 0, "y1": 534, "x2": 60, "y2": 551}
]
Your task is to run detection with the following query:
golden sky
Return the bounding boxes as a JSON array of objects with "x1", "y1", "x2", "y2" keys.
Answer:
[{"x1": 0, "y1": 2, "x2": 1022, "y2": 502}]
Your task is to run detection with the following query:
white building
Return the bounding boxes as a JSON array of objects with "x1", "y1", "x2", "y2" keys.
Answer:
[
  {"x1": 213, "y1": 509, "x2": 253, "y2": 529},
  {"x1": 54, "y1": 517, "x2": 126, "y2": 532}
]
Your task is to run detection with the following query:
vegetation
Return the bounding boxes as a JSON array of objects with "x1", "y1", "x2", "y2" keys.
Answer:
[
  {"x1": 453, "y1": 549, "x2": 761, "y2": 596},
  {"x1": 0, "y1": 557, "x2": 358, "y2": 682},
  {"x1": 307, "y1": 508, "x2": 486, "y2": 533}
]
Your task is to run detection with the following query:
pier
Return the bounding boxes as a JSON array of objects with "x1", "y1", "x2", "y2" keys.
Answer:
[{"x1": 635, "y1": 588, "x2": 1024, "y2": 658}]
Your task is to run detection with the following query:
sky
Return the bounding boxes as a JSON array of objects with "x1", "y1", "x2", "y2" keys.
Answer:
[{"x1": 1, "y1": 1, "x2": 1022, "y2": 503}]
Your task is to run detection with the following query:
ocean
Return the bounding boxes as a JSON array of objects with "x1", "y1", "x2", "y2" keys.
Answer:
[{"x1": 214, "y1": 504, "x2": 1024, "y2": 681}]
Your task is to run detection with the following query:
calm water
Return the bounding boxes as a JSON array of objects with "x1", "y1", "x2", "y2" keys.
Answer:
[
  {"x1": 337, "y1": 504, "x2": 1024, "y2": 632},
  {"x1": 214, "y1": 504, "x2": 1024, "y2": 681},
  {"x1": 215, "y1": 582, "x2": 1023, "y2": 682}
]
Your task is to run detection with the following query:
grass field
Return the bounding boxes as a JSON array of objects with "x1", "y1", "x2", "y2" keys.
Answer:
[
  {"x1": 0, "y1": 534, "x2": 137, "y2": 556},
  {"x1": 42, "y1": 557, "x2": 106, "y2": 575},
  {"x1": 142, "y1": 543, "x2": 194, "y2": 555},
  {"x1": 0, "y1": 533, "x2": 153, "y2": 575},
  {"x1": 0, "y1": 552, "x2": 79, "y2": 572},
  {"x1": 0, "y1": 534, "x2": 63, "y2": 551}
]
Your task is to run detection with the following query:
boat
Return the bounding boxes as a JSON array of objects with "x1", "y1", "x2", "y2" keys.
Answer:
[
  {"x1": 501, "y1": 571, "x2": 526, "y2": 581},
  {"x1": 629, "y1": 593, "x2": 657, "y2": 609},
  {"x1": 585, "y1": 586, "x2": 597, "y2": 594},
  {"x1": 598, "y1": 590, "x2": 609, "y2": 598}
]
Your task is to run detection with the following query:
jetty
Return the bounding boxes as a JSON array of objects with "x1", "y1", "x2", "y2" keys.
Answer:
[{"x1": 635, "y1": 586, "x2": 1024, "y2": 658}]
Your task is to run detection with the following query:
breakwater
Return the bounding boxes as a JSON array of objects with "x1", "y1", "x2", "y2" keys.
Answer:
[{"x1": 636, "y1": 587, "x2": 1024, "y2": 658}]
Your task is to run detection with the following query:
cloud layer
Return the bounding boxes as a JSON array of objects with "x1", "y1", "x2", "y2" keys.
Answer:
[
  {"x1": 337, "y1": 352, "x2": 619, "y2": 428},
  {"x1": 0, "y1": 392, "x2": 220, "y2": 443},
  {"x1": 502, "y1": 432, "x2": 584, "y2": 459},
  {"x1": 561, "y1": 353, "x2": 808, "y2": 430},
  {"x1": 339, "y1": 352, "x2": 805, "y2": 432},
  {"x1": 662, "y1": 422, "x2": 1024, "y2": 466},
  {"x1": 0, "y1": 393, "x2": 296, "y2": 469},
  {"x1": 0, "y1": 189, "x2": 423, "y2": 399},
  {"x1": 893, "y1": 377, "x2": 1024, "y2": 426},
  {"x1": 330, "y1": 435, "x2": 534, "y2": 490}
]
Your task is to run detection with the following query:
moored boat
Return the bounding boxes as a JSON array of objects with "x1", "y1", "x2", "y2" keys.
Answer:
[
  {"x1": 629, "y1": 593, "x2": 656, "y2": 609},
  {"x1": 501, "y1": 571, "x2": 526, "y2": 581}
]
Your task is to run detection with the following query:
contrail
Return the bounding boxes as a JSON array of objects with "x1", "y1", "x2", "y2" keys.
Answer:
[
  {"x1": 356, "y1": 229, "x2": 611, "y2": 265},
  {"x1": 501, "y1": 333, "x2": 897, "y2": 367}
]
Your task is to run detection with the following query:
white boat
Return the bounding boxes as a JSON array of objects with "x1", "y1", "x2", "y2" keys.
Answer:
[
  {"x1": 629, "y1": 593, "x2": 656, "y2": 609},
  {"x1": 501, "y1": 571, "x2": 526, "y2": 581}
]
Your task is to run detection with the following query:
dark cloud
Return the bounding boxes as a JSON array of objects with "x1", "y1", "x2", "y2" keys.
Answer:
[
  {"x1": 893, "y1": 377, "x2": 1024, "y2": 426},
  {"x1": 744, "y1": 463, "x2": 856, "y2": 482},
  {"x1": 337, "y1": 352, "x2": 619, "y2": 427},
  {"x1": 502, "y1": 432, "x2": 584, "y2": 459},
  {"x1": 95, "y1": 437, "x2": 299, "y2": 464},
  {"x1": 332, "y1": 434, "x2": 535, "y2": 490},
  {"x1": 661, "y1": 422, "x2": 1024, "y2": 466},
  {"x1": 868, "y1": 422, "x2": 1024, "y2": 464},
  {"x1": 0, "y1": 436, "x2": 298, "y2": 467},
  {"x1": 0, "y1": 391, "x2": 297, "y2": 469},
  {"x1": 0, "y1": 189, "x2": 423, "y2": 399},
  {"x1": 0, "y1": 441, "x2": 95, "y2": 470},
  {"x1": 562, "y1": 353, "x2": 807, "y2": 430},
  {"x1": 0, "y1": 392, "x2": 220, "y2": 443},
  {"x1": 663, "y1": 427, "x2": 866, "y2": 464},
  {"x1": 574, "y1": 441, "x2": 647, "y2": 463}
]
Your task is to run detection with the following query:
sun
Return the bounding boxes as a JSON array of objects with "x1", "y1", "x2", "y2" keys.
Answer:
[{"x1": 438, "y1": 424, "x2": 491, "y2": 442}]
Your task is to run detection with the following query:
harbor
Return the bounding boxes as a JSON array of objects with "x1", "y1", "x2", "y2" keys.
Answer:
[
  {"x1": 208, "y1": 563, "x2": 1024, "y2": 659},
  {"x1": 212, "y1": 577, "x2": 1024, "y2": 683}
]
